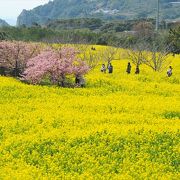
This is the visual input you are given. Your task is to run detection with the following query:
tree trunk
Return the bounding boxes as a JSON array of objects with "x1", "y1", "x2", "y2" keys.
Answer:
[
  {"x1": 59, "y1": 74, "x2": 65, "y2": 87},
  {"x1": 14, "y1": 59, "x2": 18, "y2": 77}
]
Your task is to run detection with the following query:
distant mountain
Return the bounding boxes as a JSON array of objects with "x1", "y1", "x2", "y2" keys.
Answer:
[
  {"x1": 17, "y1": 0, "x2": 180, "y2": 26},
  {"x1": 0, "y1": 19, "x2": 9, "y2": 27}
]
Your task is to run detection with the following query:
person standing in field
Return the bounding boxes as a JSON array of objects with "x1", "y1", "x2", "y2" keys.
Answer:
[
  {"x1": 167, "y1": 66, "x2": 173, "y2": 77},
  {"x1": 126, "y1": 62, "x2": 131, "y2": 74},
  {"x1": 79, "y1": 76, "x2": 85, "y2": 87},
  {"x1": 135, "y1": 65, "x2": 140, "y2": 74},
  {"x1": 101, "y1": 64, "x2": 106, "y2": 73},
  {"x1": 75, "y1": 74, "x2": 80, "y2": 86},
  {"x1": 75, "y1": 75, "x2": 85, "y2": 87},
  {"x1": 108, "y1": 63, "x2": 113, "y2": 73}
]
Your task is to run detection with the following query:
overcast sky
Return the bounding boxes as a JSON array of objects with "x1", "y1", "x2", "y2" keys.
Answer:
[{"x1": 0, "y1": 0, "x2": 50, "y2": 25}]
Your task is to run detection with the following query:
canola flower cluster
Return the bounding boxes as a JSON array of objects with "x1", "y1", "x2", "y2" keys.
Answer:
[{"x1": 0, "y1": 47, "x2": 180, "y2": 179}]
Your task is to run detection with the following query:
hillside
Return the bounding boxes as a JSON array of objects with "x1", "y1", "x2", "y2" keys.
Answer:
[
  {"x1": 0, "y1": 47, "x2": 180, "y2": 178},
  {"x1": 45, "y1": 18, "x2": 155, "y2": 32},
  {"x1": 0, "y1": 19, "x2": 9, "y2": 27},
  {"x1": 17, "y1": 0, "x2": 180, "y2": 26}
]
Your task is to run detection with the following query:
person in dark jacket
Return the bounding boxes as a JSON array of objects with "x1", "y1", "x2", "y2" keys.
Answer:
[
  {"x1": 135, "y1": 65, "x2": 140, "y2": 74},
  {"x1": 126, "y1": 62, "x2": 131, "y2": 74},
  {"x1": 108, "y1": 63, "x2": 113, "y2": 73},
  {"x1": 75, "y1": 74, "x2": 80, "y2": 85},
  {"x1": 75, "y1": 75, "x2": 85, "y2": 87}
]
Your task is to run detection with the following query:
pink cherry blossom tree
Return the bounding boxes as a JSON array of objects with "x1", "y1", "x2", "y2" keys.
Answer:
[
  {"x1": 0, "y1": 41, "x2": 42, "y2": 76},
  {"x1": 22, "y1": 46, "x2": 90, "y2": 86}
]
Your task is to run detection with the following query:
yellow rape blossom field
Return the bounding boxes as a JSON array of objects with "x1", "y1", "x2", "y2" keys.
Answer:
[{"x1": 0, "y1": 46, "x2": 180, "y2": 179}]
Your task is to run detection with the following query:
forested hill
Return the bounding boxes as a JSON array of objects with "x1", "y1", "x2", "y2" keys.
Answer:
[
  {"x1": 0, "y1": 19, "x2": 9, "y2": 27},
  {"x1": 17, "y1": 0, "x2": 180, "y2": 26}
]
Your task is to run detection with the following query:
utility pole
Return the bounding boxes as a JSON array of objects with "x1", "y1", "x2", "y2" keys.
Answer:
[{"x1": 155, "y1": 0, "x2": 160, "y2": 31}]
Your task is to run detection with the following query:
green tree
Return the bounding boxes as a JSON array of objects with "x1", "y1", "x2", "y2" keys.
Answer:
[{"x1": 168, "y1": 26, "x2": 180, "y2": 55}]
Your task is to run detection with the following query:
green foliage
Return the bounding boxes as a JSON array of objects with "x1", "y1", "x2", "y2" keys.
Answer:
[
  {"x1": 47, "y1": 18, "x2": 103, "y2": 31},
  {"x1": 163, "y1": 111, "x2": 180, "y2": 119},
  {"x1": 0, "y1": 18, "x2": 177, "y2": 53},
  {"x1": 0, "y1": 26, "x2": 99, "y2": 44},
  {"x1": 168, "y1": 26, "x2": 180, "y2": 55},
  {"x1": 0, "y1": 31, "x2": 9, "y2": 40},
  {"x1": 0, "y1": 26, "x2": 57, "y2": 41}
]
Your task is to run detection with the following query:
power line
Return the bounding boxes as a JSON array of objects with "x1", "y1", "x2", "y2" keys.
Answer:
[{"x1": 155, "y1": 0, "x2": 160, "y2": 31}]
